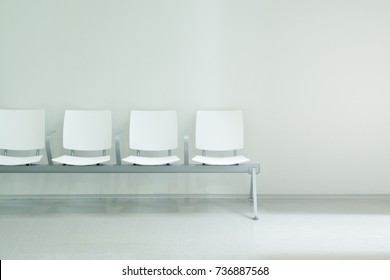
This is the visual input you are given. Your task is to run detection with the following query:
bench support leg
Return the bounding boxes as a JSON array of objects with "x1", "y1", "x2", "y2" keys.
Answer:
[
  {"x1": 249, "y1": 173, "x2": 254, "y2": 202},
  {"x1": 251, "y1": 168, "x2": 258, "y2": 220}
]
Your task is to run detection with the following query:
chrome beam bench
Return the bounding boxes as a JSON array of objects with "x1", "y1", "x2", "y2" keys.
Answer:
[
  {"x1": 0, "y1": 164, "x2": 260, "y2": 220},
  {"x1": 0, "y1": 129, "x2": 260, "y2": 220}
]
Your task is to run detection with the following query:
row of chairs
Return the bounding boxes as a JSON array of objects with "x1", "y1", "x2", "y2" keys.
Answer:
[{"x1": 0, "y1": 110, "x2": 250, "y2": 167}]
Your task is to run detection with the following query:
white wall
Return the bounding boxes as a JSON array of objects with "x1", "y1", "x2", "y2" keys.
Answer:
[{"x1": 1, "y1": 0, "x2": 390, "y2": 194}]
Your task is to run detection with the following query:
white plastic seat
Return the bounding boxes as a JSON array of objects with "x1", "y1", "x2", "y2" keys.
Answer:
[
  {"x1": 192, "y1": 110, "x2": 249, "y2": 165},
  {"x1": 52, "y1": 110, "x2": 112, "y2": 166},
  {"x1": 0, "y1": 110, "x2": 45, "y2": 166},
  {"x1": 192, "y1": 155, "x2": 249, "y2": 165},
  {"x1": 122, "y1": 110, "x2": 180, "y2": 165},
  {"x1": 0, "y1": 155, "x2": 43, "y2": 166},
  {"x1": 52, "y1": 155, "x2": 110, "y2": 166}
]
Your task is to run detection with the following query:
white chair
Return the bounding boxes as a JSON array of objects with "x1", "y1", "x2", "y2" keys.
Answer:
[
  {"x1": 0, "y1": 109, "x2": 45, "y2": 166},
  {"x1": 122, "y1": 110, "x2": 180, "y2": 165},
  {"x1": 192, "y1": 110, "x2": 249, "y2": 165},
  {"x1": 52, "y1": 110, "x2": 112, "y2": 166}
]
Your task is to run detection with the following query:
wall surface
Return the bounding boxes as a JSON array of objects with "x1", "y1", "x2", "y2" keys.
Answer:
[{"x1": 1, "y1": 0, "x2": 390, "y2": 194}]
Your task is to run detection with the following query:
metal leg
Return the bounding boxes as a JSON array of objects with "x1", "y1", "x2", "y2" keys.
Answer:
[
  {"x1": 249, "y1": 173, "x2": 254, "y2": 202},
  {"x1": 251, "y1": 168, "x2": 258, "y2": 220}
]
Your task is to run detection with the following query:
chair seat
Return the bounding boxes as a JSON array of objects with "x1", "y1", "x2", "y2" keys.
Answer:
[
  {"x1": 122, "y1": 155, "x2": 180, "y2": 165},
  {"x1": 192, "y1": 155, "x2": 249, "y2": 165},
  {"x1": 52, "y1": 155, "x2": 110, "y2": 166},
  {"x1": 0, "y1": 155, "x2": 43, "y2": 166}
]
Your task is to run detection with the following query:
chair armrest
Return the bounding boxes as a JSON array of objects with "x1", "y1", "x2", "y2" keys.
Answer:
[
  {"x1": 184, "y1": 132, "x2": 189, "y2": 165},
  {"x1": 115, "y1": 131, "x2": 122, "y2": 166},
  {"x1": 45, "y1": 130, "x2": 56, "y2": 165}
]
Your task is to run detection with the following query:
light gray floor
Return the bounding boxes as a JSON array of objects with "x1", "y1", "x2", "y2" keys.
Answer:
[{"x1": 1, "y1": 196, "x2": 390, "y2": 259}]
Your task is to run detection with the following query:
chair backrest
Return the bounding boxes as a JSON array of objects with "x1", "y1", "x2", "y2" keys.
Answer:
[
  {"x1": 129, "y1": 110, "x2": 178, "y2": 151},
  {"x1": 195, "y1": 110, "x2": 244, "y2": 151},
  {"x1": 0, "y1": 109, "x2": 45, "y2": 150},
  {"x1": 63, "y1": 110, "x2": 112, "y2": 151}
]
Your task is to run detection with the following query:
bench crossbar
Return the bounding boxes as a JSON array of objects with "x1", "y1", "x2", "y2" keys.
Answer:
[{"x1": 0, "y1": 164, "x2": 259, "y2": 174}]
